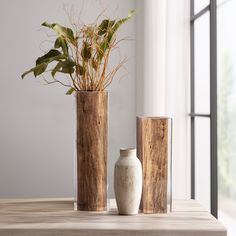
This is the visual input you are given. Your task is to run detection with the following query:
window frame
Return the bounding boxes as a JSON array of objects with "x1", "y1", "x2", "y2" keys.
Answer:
[{"x1": 190, "y1": 0, "x2": 218, "y2": 218}]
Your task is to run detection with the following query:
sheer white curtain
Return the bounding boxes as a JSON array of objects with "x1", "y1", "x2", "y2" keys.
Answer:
[{"x1": 135, "y1": 0, "x2": 190, "y2": 199}]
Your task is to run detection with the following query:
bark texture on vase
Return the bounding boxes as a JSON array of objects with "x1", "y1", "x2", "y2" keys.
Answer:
[
  {"x1": 137, "y1": 117, "x2": 169, "y2": 214},
  {"x1": 76, "y1": 91, "x2": 108, "y2": 211}
]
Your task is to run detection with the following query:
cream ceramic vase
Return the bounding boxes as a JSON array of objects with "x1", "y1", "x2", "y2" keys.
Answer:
[{"x1": 114, "y1": 148, "x2": 142, "y2": 215}]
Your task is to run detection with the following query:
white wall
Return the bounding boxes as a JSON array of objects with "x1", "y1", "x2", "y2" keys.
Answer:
[
  {"x1": 0, "y1": 0, "x2": 135, "y2": 198},
  {"x1": 0, "y1": 0, "x2": 190, "y2": 200}
]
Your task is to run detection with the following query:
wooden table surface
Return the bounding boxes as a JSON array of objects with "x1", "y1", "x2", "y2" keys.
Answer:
[{"x1": 0, "y1": 198, "x2": 226, "y2": 236}]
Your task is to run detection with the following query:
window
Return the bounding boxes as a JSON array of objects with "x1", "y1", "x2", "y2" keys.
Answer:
[
  {"x1": 191, "y1": 0, "x2": 236, "y2": 234},
  {"x1": 190, "y1": 0, "x2": 217, "y2": 217},
  {"x1": 218, "y1": 0, "x2": 236, "y2": 235}
]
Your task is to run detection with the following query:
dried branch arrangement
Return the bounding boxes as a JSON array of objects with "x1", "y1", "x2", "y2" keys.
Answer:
[{"x1": 22, "y1": 10, "x2": 134, "y2": 94}]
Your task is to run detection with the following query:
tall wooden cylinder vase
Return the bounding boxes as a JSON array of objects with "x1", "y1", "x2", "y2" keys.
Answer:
[
  {"x1": 76, "y1": 91, "x2": 108, "y2": 211},
  {"x1": 137, "y1": 117, "x2": 172, "y2": 214}
]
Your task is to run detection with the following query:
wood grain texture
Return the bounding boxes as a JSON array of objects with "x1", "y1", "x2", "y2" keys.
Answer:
[
  {"x1": 0, "y1": 198, "x2": 226, "y2": 236},
  {"x1": 137, "y1": 117, "x2": 169, "y2": 213},
  {"x1": 76, "y1": 91, "x2": 108, "y2": 211}
]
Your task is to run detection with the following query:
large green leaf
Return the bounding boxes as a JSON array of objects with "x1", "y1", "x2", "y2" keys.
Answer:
[
  {"x1": 66, "y1": 87, "x2": 75, "y2": 95},
  {"x1": 22, "y1": 49, "x2": 68, "y2": 79},
  {"x1": 98, "y1": 19, "x2": 115, "y2": 35},
  {"x1": 21, "y1": 63, "x2": 48, "y2": 79},
  {"x1": 96, "y1": 41, "x2": 108, "y2": 62},
  {"x1": 81, "y1": 41, "x2": 91, "y2": 61},
  {"x1": 60, "y1": 62, "x2": 75, "y2": 74},
  {"x1": 51, "y1": 61, "x2": 63, "y2": 77},
  {"x1": 51, "y1": 60, "x2": 76, "y2": 77},
  {"x1": 107, "y1": 10, "x2": 135, "y2": 44},
  {"x1": 112, "y1": 10, "x2": 135, "y2": 33},
  {"x1": 54, "y1": 36, "x2": 68, "y2": 56},
  {"x1": 33, "y1": 63, "x2": 48, "y2": 77},
  {"x1": 36, "y1": 49, "x2": 62, "y2": 65},
  {"x1": 42, "y1": 22, "x2": 75, "y2": 44}
]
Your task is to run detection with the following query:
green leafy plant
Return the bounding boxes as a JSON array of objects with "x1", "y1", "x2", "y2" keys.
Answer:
[{"x1": 22, "y1": 10, "x2": 135, "y2": 95}]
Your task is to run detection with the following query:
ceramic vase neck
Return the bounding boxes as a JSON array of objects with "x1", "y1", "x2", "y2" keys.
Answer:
[{"x1": 120, "y1": 148, "x2": 136, "y2": 157}]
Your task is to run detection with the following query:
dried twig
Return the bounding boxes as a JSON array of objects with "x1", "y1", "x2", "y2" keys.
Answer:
[{"x1": 22, "y1": 8, "x2": 134, "y2": 93}]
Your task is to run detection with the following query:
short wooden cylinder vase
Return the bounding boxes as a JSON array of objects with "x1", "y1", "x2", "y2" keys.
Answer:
[
  {"x1": 76, "y1": 91, "x2": 108, "y2": 211},
  {"x1": 137, "y1": 117, "x2": 172, "y2": 214}
]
